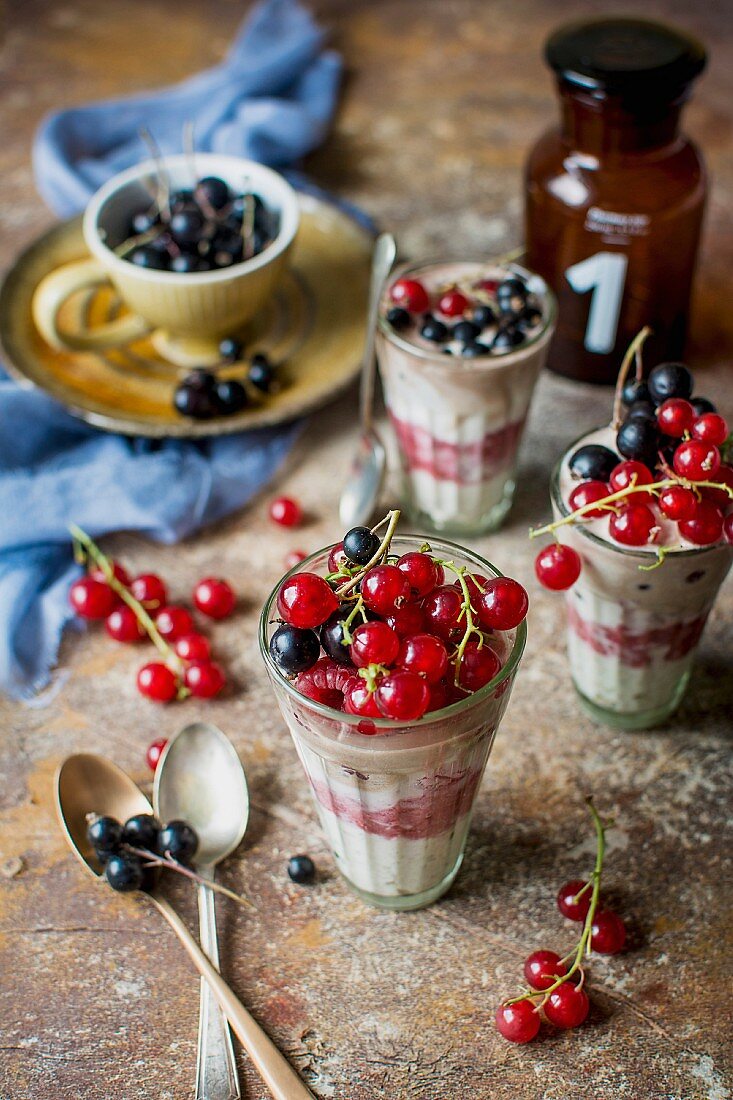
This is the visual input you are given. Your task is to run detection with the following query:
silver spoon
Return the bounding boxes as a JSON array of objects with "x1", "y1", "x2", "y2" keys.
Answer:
[
  {"x1": 154, "y1": 722, "x2": 249, "y2": 1100},
  {"x1": 55, "y1": 752, "x2": 314, "y2": 1100},
  {"x1": 339, "y1": 231, "x2": 396, "y2": 529}
]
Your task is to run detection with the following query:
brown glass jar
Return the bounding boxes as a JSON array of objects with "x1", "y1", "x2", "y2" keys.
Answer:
[{"x1": 525, "y1": 18, "x2": 707, "y2": 384}]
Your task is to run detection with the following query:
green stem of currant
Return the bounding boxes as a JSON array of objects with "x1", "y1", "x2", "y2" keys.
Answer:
[
  {"x1": 339, "y1": 596, "x2": 366, "y2": 645},
  {"x1": 337, "y1": 509, "x2": 401, "y2": 599},
  {"x1": 434, "y1": 559, "x2": 484, "y2": 685},
  {"x1": 504, "y1": 798, "x2": 608, "y2": 1008},
  {"x1": 611, "y1": 326, "x2": 652, "y2": 430},
  {"x1": 69, "y1": 524, "x2": 183, "y2": 674}
]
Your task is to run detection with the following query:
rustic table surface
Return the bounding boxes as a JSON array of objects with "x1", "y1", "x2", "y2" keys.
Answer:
[{"x1": 1, "y1": 2, "x2": 731, "y2": 1098}]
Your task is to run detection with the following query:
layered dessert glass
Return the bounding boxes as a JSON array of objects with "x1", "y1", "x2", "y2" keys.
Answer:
[
  {"x1": 376, "y1": 261, "x2": 556, "y2": 534},
  {"x1": 260, "y1": 537, "x2": 526, "y2": 910},
  {"x1": 552, "y1": 426, "x2": 733, "y2": 730}
]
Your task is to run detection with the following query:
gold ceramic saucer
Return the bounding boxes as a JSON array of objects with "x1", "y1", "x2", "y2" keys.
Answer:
[{"x1": 0, "y1": 194, "x2": 372, "y2": 437}]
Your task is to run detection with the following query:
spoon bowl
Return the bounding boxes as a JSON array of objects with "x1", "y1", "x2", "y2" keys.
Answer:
[{"x1": 153, "y1": 721, "x2": 249, "y2": 866}]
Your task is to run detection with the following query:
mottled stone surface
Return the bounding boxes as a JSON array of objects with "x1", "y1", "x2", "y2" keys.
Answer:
[{"x1": 1, "y1": 2, "x2": 732, "y2": 1098}]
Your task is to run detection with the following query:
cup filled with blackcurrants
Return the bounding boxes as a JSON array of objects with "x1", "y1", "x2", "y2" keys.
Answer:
[{"x1": 32, "y1": 154, "x2": 300, "y2": 364}]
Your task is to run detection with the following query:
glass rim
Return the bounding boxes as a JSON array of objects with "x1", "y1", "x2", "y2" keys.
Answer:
[
  {"x1": 258, "y1": 534, "x2": 527, "y2": 734},
  {"x1": 551, "y1": 426, "x2": 729, "y2": 560},
  {"x1": 376, "y1": 258, "x2": 558, "y2": 365}
]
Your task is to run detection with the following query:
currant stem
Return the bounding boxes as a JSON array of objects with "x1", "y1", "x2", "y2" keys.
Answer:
[
  {"x1": 436, "y1": 561, "x2": 483, "y2": 683},
  {"x1": 69, "y1": 524, "x2": 183, "y2": 673},
  {"x1": 504, "y1": 797, "x2": 607, "y2": 1008},
  {"x1": 337, "y1": 509, "x2": 401, "y2": 598},
  {"x1": 126, "y1": 846, "x2": 254, "y2": 908},
  {"x1": 611, "y1": 326, "x2": 652, "y2": 430}
]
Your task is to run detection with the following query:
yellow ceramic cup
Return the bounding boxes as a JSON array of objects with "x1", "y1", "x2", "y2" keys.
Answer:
[{"x1": 32, "y1": 154, "x2": 300, "y2": 359}]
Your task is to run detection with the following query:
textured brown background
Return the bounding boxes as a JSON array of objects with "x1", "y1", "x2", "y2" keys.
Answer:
[{"x1": 1, "y1": 1, "x2": 732, "y2": 1098}]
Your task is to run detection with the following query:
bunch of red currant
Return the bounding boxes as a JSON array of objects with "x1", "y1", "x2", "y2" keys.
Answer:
[
  {"x1": 496, "y1": 800, "x2": 626, "y2": 1044},
  {"x1": 68, "y1": 525, "x2": 235, "y2": 703},
  {"x1": 268, "y1": 510, "x2": 529, "y2": 724},
  {"x1": 533, "y1": 349, "x2": 733, "y2": 591}
]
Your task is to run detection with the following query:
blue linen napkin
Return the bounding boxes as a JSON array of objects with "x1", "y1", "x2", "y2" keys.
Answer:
[{"x1": 0, "y1": 0, "x2": 344, "y2": 700}]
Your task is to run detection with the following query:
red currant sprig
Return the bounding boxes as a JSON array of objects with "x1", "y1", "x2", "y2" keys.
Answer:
[{"x1": 496, "y1": 798, "x2": 619, "y2": 1043}]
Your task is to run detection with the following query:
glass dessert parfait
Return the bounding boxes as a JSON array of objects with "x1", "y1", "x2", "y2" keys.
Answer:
[
  {"x1": 259, "y1": 512, "x2": 528, "y2": 910},
  {"x1": 533, "y1": 330, "x2": 733, "y2": 730},
  {"x1": 376, "y1": 261, "x2": 556, "y2": 535}
]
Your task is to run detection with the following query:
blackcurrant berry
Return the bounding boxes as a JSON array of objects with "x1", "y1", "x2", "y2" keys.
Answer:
[
  {"x1": 386, "y1": 306, "x2": 411, "y2": 331},
  {"x1": 496, "y1": 277, "x2": 527, "y2": 304},
  {"x1": 343, "y1": 526, "x2": 380, "y2": 565},
  {"x1": 647, "y1": 362, "x2": 694, "y2": 404},
  {"x1": 616, "y1": 417, "x2": 660, "y2": 466},
  {"x1": 105, "y1": 853, "x2": 144, "y2": 892},
  {"x1": 472, "y1": 304, "x2": 495, "y2": 328},
  {"x1": 248, "y1": 354, "x2": 277, "y2": 393},
  {"x1": 452, "y1": 320, "x2": 481, "y2": 343},
  {"x1": 219, "y1": 337, "x2": 243, "y2": 362},
  {"x1": 420, "y1": 317, "x2": 449, "y2": 343},
  {"x1": 131, "y1": 209, "x2": 159, "y2": 235},
  {"x1": 621, "y1": 377, "x2": 650, "y2": 406},
  {"x1": 87, "y1": 815, "x2": 123, "y2": 860},
  {"x1": 691, "y1": 396, "x2": 717, "y2": 416},
  {"x1": 195, "y1": 176, "x2": 230, "y2": 211},
  {"x1": 320, "y1": 609, "x2": 354, "y2": 666},
  {"x1": 170, "y1": 189, "x2": 194, "y2": 211},
  {"x1": 170, "y1": 253, "x2": 205, "y2": 273},
  {"x1": 214, "y1": 379, "x2": 248, "y2": 415},
  {"x1": 461, "y1": 342, "x2": 492, "y2": 358},
  {"x1": 174, "y1": 379, "x2": 218, "y2": 420},
  {"x1": 157, "y1": 821, "x2": 199, "y2": 864},
  {"x1": 287, "y1": 854, "x2": 316, "y2": 884},
  {"x1": 626, "y1": 400, "x2": 656, "y2": 421},
  {"x1": 122, "y1": 814, "x2": 161, "y2": 851},
  {"x1": 269, "y1": 624, "x2": 320, "y2": 675},
  {"x1": 519, "y1": 306, "x2": 542, "y2": 329},
  {"x1": 492, "y1": 327, "x2": 524, "y2": 352},
  {"x1": 130, "y1": 245, "x2": 169, "y2": 270},
  {"x1": 568, "y1": 444, "x2": 619, "y2": 482},
  {"x1": 169, "y1": 208, "x2": 205, "y2": 247}
]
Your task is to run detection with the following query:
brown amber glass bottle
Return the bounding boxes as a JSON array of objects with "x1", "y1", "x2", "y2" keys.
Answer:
[{"x1": 525, "y1": 18, "x2": 707, "y2": 383}]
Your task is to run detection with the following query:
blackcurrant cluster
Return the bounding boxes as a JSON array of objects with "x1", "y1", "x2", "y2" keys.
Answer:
[
  {"x1": 174, "y1": 347, "x2": 278, "y2": 420},
  {"x1": 386, "y1": 272, "x2": 543, "y2": 357},
  {"x1": 87, "y1": 812, "x2": 199, "y2": 892},
  {"x1": 121, "y1": 177, "x2": 278, "y2": 273}
]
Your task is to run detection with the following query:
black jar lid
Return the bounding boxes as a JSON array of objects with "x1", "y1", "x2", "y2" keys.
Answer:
[{"x1": 545, "y1": 18, "x2": 706, "y2": 101}]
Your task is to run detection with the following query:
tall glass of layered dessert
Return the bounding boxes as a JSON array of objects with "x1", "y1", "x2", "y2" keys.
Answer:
[
  {"x1": 260, "y1": 515, "x2": 528, "y2": 910},
  {"x1": 376, "y1": 262, "x2": 556, "y2": 534},
  {"x1": 534, "y1": 340, "x2": 733, "y2": 730}
]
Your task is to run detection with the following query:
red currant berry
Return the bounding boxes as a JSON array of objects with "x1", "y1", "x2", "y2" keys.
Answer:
[
  {"x1": 656, "y1": 397, "x2": 695, "y2": 437},
  {"x1": 534, "y1": 544, "x2": 581, "y2": 590},
  {"x1": 155, "y1": 605, "x2": 195, "y2": 641},
  {"x1": 691, "y1": 412, "x2": 729, "y2": 446},
  {"x1": 462, "y1": 573, "x2": 489, "y2": 604},
  {"x1": 495, "y1": 1001, "x2": 540, "y2": 1045},
  {"x1": 437, "y1": 289, "x2": 469, "y2": 317},
  {"x1": 523, "y1": 950, "x2": 567, "y2": 992},
  {"x1": 396, "y1": 552, "x2": 443, "y2": 597},
  {"x1": 194, "y1": 577, "x2": 236, "y2": 620},
  {"x1": 184, "y1": 660, "x2": 226, "y2": 698},
  {"x1": 89, "y1": 560, "x2": 130, "y2": 587},
  {"x1": 609, "y1": 460, "x2": 654, "y2": 504},
  {"x1": 361, "y1": 565, "x2": 410, "y2": 616},
  {"x1": 544, "y1": 983, "x2": 590, "y2": 1029},
  {"x1": 130, "y1": 573, "x2": 167, "y2": 611},
  {"x1": 476, "y1": 277, "x2": 499, "y2": 295},
  {"x1": 397, "y1": 633, "x2": 448, "y2": 684},
  {"x1": 390, "y1": 277, "x2": 430, "y2": 314},
  {"x1": 725, "y1": 513, "x2": 733, "y2": 545},
  {"x1": 609, "y1": 503, "x2": 657, "y2": 546},
  {"x1": 426, "y1": 678, "x2": 450, "y2": 712},
  {"x1": 568, "y1": 480, "x2": 612, "y2": 518},
  {"x1": 385, "y1": 602, "x2": 425, "y2": 638},
  {"x1": 557, "y1": 880, "x2": 592, "y2": 921},
  {"x1": 105, "y1": 606, "x2": 146, "y2": 643},
  {"x1": 422, "y1": 585, "x2": 465, "y2": 640},
  {"x1": 284, "y1": 550, "x2": 307, "y2": 571},
  {"x1": 678, "y1": 499, "x2": 724, "y2": 546},
  {"x1": 137, "y1": 662, "x2": 178, "y2": 703},
  {"x1": 146, "y1": 737, "x2": 168, "y2": 772},
  {"x1": 375, "y1": 670, "x2": 430, "y2": 720},
  {"x1": 673, "y1": 439, "x2": 721, "y2": 481},
  {"x1": 590, "y1": 910, "x2": 626, "y2": 954},
  {"x1": 350, "y1": 621, "x2": 400, "y2": 668},
  {"x1": 658, "y1": 485, "x2": 697, "y2": 522},
  {"x1": 269, "y1": 496, "x2": 303, "y2": 527},
  {"x1": 456, "y1": 638, "x2": 500, "y2": 692},
  {"x1": 327, "y1": 542, "x2": 349, "y2": 574},
  {"x1": 701, "y1": 464, "x2": 733, "y2": 509},
  {"x1": 476, "y1": 577, "x2": 529, "y2": 631},
  {"x1": 277, "y1": 573, "x2": 338, "y2": 629},
  {"x1": 174, "y1": 633, "x2": 211, "y2": 662},
  {"x1": 343, "y1": 677, "x2": 381, "y2": 718},
  {"x1": 69, "y1": 577, "x2": 116, "y2": 619}
]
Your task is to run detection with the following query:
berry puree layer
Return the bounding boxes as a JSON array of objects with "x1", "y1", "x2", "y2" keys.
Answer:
[
  {"x1": 260, "y1": 520, "x2": 528, "y2": 910},
  {"x1": 376, "y1": 262, "x2": 556, "y2": 534},
  {"x1": 539, "y1": 348, "x2": 733, "y2": 729}
]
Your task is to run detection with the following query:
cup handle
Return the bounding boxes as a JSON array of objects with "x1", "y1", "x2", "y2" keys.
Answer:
[{"x1": 32, "y1": 256, "x2": 152, "y2": 351}]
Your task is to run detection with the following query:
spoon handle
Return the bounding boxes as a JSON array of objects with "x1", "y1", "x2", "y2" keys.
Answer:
[
  {"x1": 359, "y1": 232, "x2": 396, "y2": 435},
  {"x1": 152, "y1": 894, "x2": 315, "y2": 1100},
  {"x1": 196, "y1": 873, "x2": 241, "y2": 1100}
]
